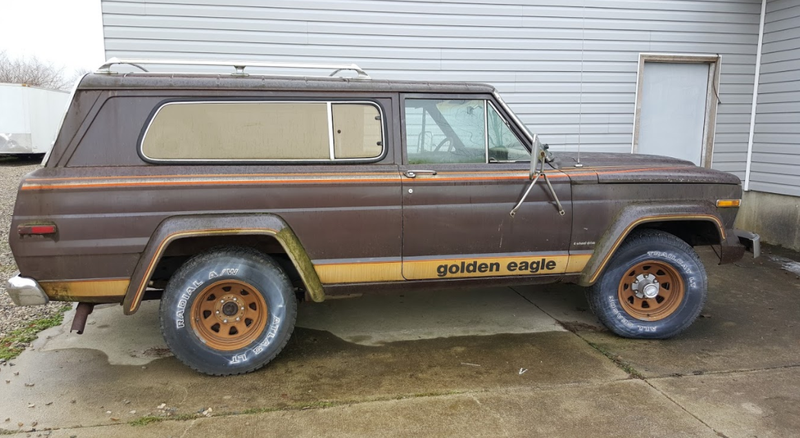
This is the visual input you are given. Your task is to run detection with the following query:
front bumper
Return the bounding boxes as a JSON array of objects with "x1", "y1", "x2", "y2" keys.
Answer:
[
  {"x1": 734, "y1": 229, "x2": 761, "y2": 258},
  {"x1": 5, "y1": 273, "x2": 49, "y2": 306}
]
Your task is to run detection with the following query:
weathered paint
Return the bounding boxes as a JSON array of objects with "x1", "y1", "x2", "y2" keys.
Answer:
[
  {"x1": 314, "y1": 252, "x2": 591, "y2": 283},
  {"x1": 7, "y1": 74, "x2": 748, "y2": 309},
  {"x1": 122, "y1": 215, "x2": 326, "y2": 314},
  {"x1": 40, "y1": 278, "x2": 129, "y2": 303}
]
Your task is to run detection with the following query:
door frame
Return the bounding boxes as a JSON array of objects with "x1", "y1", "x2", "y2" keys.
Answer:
[
  {"x1": 631, "y1": 53, "x2": 722, "y2": 168},
  {"x1": 396, "y1": 93, "x2": 573, "y2": 280}
]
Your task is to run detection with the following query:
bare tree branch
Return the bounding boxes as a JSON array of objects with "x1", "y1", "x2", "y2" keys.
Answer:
[
  {"x1": 0, "y1": 51, "x2": 75, "y2": 90},
  {"x1": 67, "y1": 68, "x2": 92, "y2": 87}
]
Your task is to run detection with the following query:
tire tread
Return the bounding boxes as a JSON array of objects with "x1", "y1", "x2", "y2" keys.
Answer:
[
  {"x1": 586, "y1": 229, "x2": 707, "y2": 339},
  {"x1": 159, "y1": 246, "x2": 297, "y2": 376}
]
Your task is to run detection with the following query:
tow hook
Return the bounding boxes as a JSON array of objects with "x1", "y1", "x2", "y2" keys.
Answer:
[{"x1": 70, "y1": 303, "x2": 95, "y2": 334}]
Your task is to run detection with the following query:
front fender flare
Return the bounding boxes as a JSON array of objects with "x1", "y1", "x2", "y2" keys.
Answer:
[
  {"x1": 578, "y1": 203, "x2": 726, "y2": 287},
  {"x1": 122, "y1": 214, "x2": 324, "y2": 314}
]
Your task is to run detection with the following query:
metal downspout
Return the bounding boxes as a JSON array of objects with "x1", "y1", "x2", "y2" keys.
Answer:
[{"x1": 744, "y1": 0, "x2": 767, "y2": 191}]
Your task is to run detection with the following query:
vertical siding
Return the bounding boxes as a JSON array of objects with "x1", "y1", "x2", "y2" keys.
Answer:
[
  {"x1": 101, "y1": 0, "x2": 760, "y2": 177},
  {"x1": 751, "y1": 0, "x2": 800, "y2": 196}
]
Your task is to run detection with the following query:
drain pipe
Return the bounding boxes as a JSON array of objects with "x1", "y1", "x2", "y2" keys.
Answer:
[{"x1": 744, "y1": 0, "x2": 767, "y2": 192}]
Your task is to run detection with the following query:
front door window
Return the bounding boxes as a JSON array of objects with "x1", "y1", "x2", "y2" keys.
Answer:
[
  {"x1": 487, "y1": 102, "x2": 528, "y2": 162},
  {"x1": 404, "y1": 98, "x2": 530, "y2": 165},
  {"x1": 405, "y1": 99, "x2": 486, "y2": 164}
]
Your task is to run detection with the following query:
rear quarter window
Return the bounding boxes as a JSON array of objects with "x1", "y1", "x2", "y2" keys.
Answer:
[{"x1": 141, "y1": 101, "x2": 384, "y2": 162}]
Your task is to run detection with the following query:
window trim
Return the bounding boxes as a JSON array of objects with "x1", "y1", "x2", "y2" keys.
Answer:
[
  {"x1": 326, "y1": 102, "x2": 335, "y2": 160},
  {"x1": 139, "y1": 99, "x2": 387, "y2": 164},
  {"x1": 486, "y1": 100, "x2": 528, "y2": 162},
  {"x1": 483, "y1": 100, "x2": 489, "y2": 163}
]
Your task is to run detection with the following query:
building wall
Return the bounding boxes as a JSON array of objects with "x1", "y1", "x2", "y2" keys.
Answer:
[
  {"x1": 751, "y1": 0, "x2": 800, "y2": 197},
  {"x1": 101, "y1": 0, "x2": 762, "y2": 179},
  {"x1": 736, "y1": 191, "x2": 800, "y2": 251}
]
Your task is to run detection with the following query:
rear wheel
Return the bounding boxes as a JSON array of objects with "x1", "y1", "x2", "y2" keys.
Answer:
[
  {"x1": 587, "y1": 229, "x2": 707, "y2": 339},
  {"x1": 190, "y1": 279, "x2": 269, "y2": 351},
  {"x1": 159, "y1": 247, "x2": 297, "y2": 375}
]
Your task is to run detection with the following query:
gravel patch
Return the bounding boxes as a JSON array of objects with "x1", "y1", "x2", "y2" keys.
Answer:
[{"x1": 0, "y1": 157, "x2": 69, "y2": 340}]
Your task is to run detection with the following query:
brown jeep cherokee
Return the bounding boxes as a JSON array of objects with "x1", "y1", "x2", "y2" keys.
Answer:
[{"x1": 6, "y1": 59, "x2": 759, "y2": 375}]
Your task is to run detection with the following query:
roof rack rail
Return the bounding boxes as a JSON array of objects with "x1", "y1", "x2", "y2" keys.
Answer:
[{"x1": 94, "y1": 58, "x2": 371, "y2": 79}]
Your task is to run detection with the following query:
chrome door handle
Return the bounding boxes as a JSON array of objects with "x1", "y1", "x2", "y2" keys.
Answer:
[{"x1": 404, "y1": 170, "x2": 437, "y2": 178}]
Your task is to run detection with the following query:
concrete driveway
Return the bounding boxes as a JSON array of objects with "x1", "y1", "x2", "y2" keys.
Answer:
[{"x1": 1, "y1": 247, "x2": 799, "y2": 437}]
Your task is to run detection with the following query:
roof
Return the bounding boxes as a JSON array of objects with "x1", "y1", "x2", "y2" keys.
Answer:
[{"x1": 77, "y1": 73, "x2": 497, "y2": 94}]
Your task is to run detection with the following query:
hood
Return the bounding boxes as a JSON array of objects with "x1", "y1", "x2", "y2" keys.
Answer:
[{"x1": 553, "y1": 152, "x2": 741, "y2": 185}]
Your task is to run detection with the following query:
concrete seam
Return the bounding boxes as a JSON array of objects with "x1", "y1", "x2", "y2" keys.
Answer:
[
  {"x1": 508, "y1": 283, "x2": 790, "y2": 437},
  {"x1": 508, "y1": 286, "x2": 641, "y2": 380},
  {"x1": 646, "y1": 363, "x2": 800, "y2": 381},
  {"x1": 507, "y1": 286, "x2": 577, "y2": 334},
  {"x1": 643, "y1": 379, "x2": 729, "y2": 438},
  {"x1": 468, "y1": 393, "x2": 511, "y2": 438},
  {"x1": 178, "y1": 418, "x2": 198, "y2": 438},
  {"x1": 505, "y1": 288, "x2": 780, "y2": 438},
  {"x1": 13, "y1": 380, "x2": 679, "y2": 434}
]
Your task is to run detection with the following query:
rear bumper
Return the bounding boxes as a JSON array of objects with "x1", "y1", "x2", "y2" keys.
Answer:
[
  {"x1": 734, "y1": 229, "x2": 761, "y2": 258},
  {"x1": 5, "y1": 273, "x2": 49, "y2": 306}
]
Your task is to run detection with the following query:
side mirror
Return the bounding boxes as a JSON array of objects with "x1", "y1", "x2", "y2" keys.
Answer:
[
  {"x1": 512, "y1": 132, "x2": 565, "y2": 217},
  {"x1": 530, "y1": 134, "x2": 549, "y2": 178}
]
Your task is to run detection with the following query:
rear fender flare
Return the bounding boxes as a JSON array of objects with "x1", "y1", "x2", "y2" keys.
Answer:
[{"x1": 122, "y1": 214, "x2": 324, "y2": 314}]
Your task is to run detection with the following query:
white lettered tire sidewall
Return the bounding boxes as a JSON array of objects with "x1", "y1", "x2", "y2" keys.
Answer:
[
  {"x1": 160, "y1": 248, "x2": 297, "y2": 375},
  {"x1": 588, "y1": 230, "x2": 708, "y2": 339}
]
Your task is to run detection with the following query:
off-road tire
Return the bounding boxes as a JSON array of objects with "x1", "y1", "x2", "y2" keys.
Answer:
[
  {"x1": 587, "y1": 229, "x2": 707, "y2": 339},
  {"x1": 159, "y1": 247, "x2": 297, "y2": 375}
]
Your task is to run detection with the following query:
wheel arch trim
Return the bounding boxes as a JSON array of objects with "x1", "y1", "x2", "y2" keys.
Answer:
[
  {"x1": 123, "y1": 214, "x2": 324, "y2": 314},
  {"x1": 579, "y1": 205, "x2": 726, "y2": 287}
]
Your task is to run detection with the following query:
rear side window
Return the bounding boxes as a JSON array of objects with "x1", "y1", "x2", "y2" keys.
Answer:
[{"x1": 141, "y1": 101, "x2": 383, "y2": 161}]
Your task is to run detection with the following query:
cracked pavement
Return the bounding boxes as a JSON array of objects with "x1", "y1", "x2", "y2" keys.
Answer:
[{"x1": 1, "y1": 246, "x2": 799, "y2": 437}]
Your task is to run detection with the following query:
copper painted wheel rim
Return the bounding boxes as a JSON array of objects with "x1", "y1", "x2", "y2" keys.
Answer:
[
  {"x1": 190, "y1": 280, "x2": 268, "y2": 351},
  {"x1": 617, "y1": 260, "x2": 685, "y2": 321}
]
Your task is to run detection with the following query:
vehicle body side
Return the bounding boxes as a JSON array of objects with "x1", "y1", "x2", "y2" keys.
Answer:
[{"x1": 8, "y1": 74, "x2": 745, "y2": 313}]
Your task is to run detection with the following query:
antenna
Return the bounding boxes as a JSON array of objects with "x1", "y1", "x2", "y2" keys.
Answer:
[{"x1": 576, "y1": 0, "x2": 586, "y2": 168}]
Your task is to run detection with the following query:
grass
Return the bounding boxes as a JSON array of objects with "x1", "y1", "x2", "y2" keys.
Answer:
[
  {"x1": 128, "y1": 414, "x2": 197, "y2": 427},
  {"x1": 587, "y1": 341, "x2": 646, "y2": 379},
  {"x1": 129, "y1": 390, "x2": 465, "y2": 427},
  {"x1": 128, "y1": 416, "x2": 166, "y2": 427},
  {"x1": 0, "y1": 304, "x2": 72, "y2": 361},
  {"x1": 241, "y1": 400, "x2": 339, "y2": 416}
]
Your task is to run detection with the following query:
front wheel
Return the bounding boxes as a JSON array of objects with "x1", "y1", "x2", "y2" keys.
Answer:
[
  {"x1": 159, "y1": 247, "x2": 297, "y2": 375},
  {"x1": 587, "y1": 230, "x2": 707, "y2": 339}
]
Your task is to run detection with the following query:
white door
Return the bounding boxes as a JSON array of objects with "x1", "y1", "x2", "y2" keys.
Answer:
[{"x1": 637, "y1": 62, "x2": 709, "y2": 166}]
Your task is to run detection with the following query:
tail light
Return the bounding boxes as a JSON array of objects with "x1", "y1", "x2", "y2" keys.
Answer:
[{"x1": 18, "y1": 224, "x2": 57, "y2": 235}]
